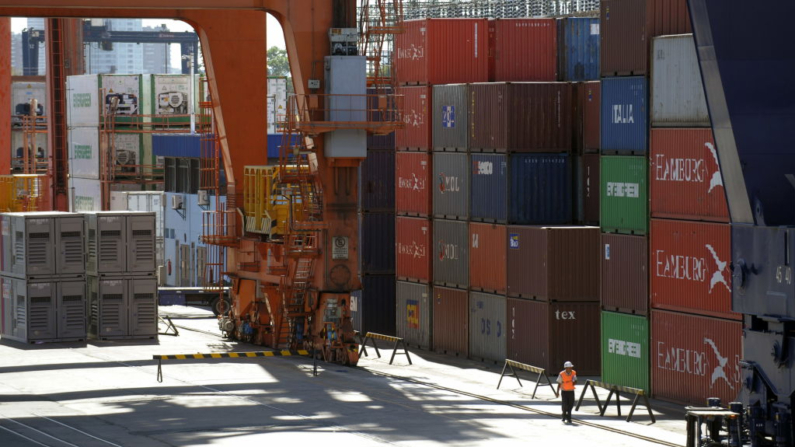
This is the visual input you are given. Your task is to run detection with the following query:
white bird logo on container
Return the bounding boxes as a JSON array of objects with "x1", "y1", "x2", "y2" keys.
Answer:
[{"x1": 705, "y1": 142, "x2": 724, "y2": 194}]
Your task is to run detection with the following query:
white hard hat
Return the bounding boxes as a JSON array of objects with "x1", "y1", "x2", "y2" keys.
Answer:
[{"x1": 564, "y1": 361, "x2": 573, "y2": 368}]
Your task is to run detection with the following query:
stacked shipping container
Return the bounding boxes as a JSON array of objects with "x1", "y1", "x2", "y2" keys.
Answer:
[{"x1": 10, "y1": 82, "x2": 48, "y2": 174}]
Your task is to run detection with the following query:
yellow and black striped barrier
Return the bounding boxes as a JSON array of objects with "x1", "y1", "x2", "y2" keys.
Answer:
[
  {"x1": 153, "y1": 350, "x2": 310, "y2": 382},
  {"x1": 358, "y1": 332, "x2": 412, "y2": 366},
  {"x1": 497, "y1": 359, "x2": 558, "y2": 399},
  {"x1": 575, "y1": 379, "x2": 655, "y2": 423}
]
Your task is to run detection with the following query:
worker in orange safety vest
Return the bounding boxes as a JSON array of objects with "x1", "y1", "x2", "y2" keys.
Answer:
[{"x1": 556, "y1": 361, "x2": 577, "y2": 424}]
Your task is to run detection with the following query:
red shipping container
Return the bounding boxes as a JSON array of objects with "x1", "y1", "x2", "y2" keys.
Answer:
[
  {"x1": 395, "y1": 86, "x2": 432, "y2": 151},
  {"x1": 650, "y1": 129, "x2": 729, "y2": 222},
  {"x1": 601, "y1": 0, "x2": 691, "y2": 77},
  {"x1": 396, "y1": 216, "x2": 432, "y2": 283},
  {"x1": 491, "y1": 18, "x2": 557, "y2": 82},
  {"x1": 396, "y1": 151, "x2": 432, "y2": 216},
  {"x1": 396, "y1": 18, "x2": 489, "y2": 86},
  {"x1": 432, "y1": 286, "x2": 468, "y2": 357},
  {"x1": 650, "y1": 219, "x2": 739, "y2": 320},
  {"x1": 651, "y1": 310, "x2": 742, "y2": 406},
  {"x1": 582, "y1": 81, "x2": 600, "y2": 152},
  {"x1": 507, "y1": 299, "x2": 601, "y2": 376},
  {"x1": 469, "y1": 223, "x2": 507, "y2": 294},
  {"x1": 601, "y1": 233, "x2": 648, "y2": 315}
]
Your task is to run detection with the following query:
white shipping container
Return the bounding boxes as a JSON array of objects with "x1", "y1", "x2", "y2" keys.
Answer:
[
  {"x1": 267, "y1": 77, "x2": 288, "y2": 134},
  {"x1": 100, "y1": 74, "x2": 151, "y2": 118},
  {"x1": 152, "y1": 75, "x2": 191, "y2": 117},
  {"x1": 112, "y1": 133, "x2": 141, "y2": 172},
  {"x1": 11, "y1": 82, "x2": 47, "y2": 124},
  {"x1": 66, "y1": 75, "x2": 101, "y2": 127},
  {"x1": 69, "y1": 177, "x2": 102, "y2": 212},
  {"x1": 68, "y1": 127, "x2": 100, "y2": 179},
  {"x1": 11, "y1": 130, "x2": 48, "y2": 172},
  {"x1": 651, "y1": 34, "x2": 710, "y2": 127}
]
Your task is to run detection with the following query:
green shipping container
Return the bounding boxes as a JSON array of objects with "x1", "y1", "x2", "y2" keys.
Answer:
[
  {"x1": 600, "y1": 155, "x2": 648, "y2": 234},
  {"x1": 601, "y1": 311, "x2": 649, "y2": 393}
]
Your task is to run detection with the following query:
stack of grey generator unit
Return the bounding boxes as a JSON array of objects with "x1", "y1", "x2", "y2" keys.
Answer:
[
  {"x1": 85, "y1": 211, "x2": 158, "y2": 340},
  {"x1": 0, "y1": 212, "x2": 88, "y2": 343}
]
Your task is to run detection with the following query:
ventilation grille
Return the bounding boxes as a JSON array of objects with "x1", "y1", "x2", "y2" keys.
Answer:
[
  {"x1": 62, "y1": 295, "x2": 82, "y2": 302},
  {"x1": 133, "y1": 235, "x2": 155, "y2": 263},
  {"x1": 104, "y1": 294, "x2": 123, "y2": 300},
  {"x1": 99, "y1": 236, "x2": 121, "y2": 263},
  {"x1": 14, "y1": 231, "x2": 23, "y2": 265},
  {"x1": 27, "y1": 233, "x2": 50, "y2": 266},
  {"x1": 62, "y1": 297, "x2": 85, "y2": 332},
  {"x1": 29, "y1": 301, "x2": 51, "y2": 333},
  {"x1": 101, "y1": 299, "x2": 122, "y2": 330},
  {"x1": 15, "y1": 294, "x2": 25, "y2": 328},
  {"x1": 31, "y1": 297, "x2": 50, "y2": 304},
  {"x1": 88, "y1": 229, "x2": 97, "y2": 262},
  {"x1": 133, "y1": 297, "x2": 157, "y2": 330},
  {"x1": 63, "y1": 239, "x2": 84, "y2": 265},
  {"x1": 134, "y1": 293, "x2": 154, "y2": 300}
]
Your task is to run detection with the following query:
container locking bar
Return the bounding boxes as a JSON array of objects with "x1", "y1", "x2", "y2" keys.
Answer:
[
  {"x1": 358, "y1": 332, "x2": 412, "y2": 365},
  {"x1": 496, "y1": 359, "x2": 558, "y2": 399},
  {"x1": 575, "y1": 380, "x2": 656, "y2": 423}
]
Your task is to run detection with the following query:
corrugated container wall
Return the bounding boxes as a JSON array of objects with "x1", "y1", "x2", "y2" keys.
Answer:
[
  {"x1": 356, "y1": 275, "x2": 397, "y2": 335},
  {"x1": 506, "y1": 299, "x2": 601, "y2": 376},
  {"x1": 432, "y1": 84, "x2": 469, "y2": 151},
  {"x1": 469, "y1": 83, "x2": 573, "y2": 153},
  {"x1": 601, "y1": 233, "x2": 648, "y2": 315},
  {"x1": 432, "y1": 287, "x2": 468, "y2": 357},
  {"x1": 395, "y1": 152, "x2": 432, "y2": 216},
  {"x1": 395, "y1": 86, "x2": 432, "y2": 151},
  {"x1": 396, "y1": 281, "x2": 432, "y2": 349},
  {"x1": 650, "y1": 128, "x2": 729, "y2": 222},
  {"x1": 509, "y1": 154, "x2": 572, "y2": 225},
  {"x1": 650, "y1": 219, "x2": 737, "y2": 320},
  {"x1": 576, "y1": 154, "x2": 600, "y2": 225},
  {"x1": 600, "y1": 0, "x2": 691, "y2": 77},
  {"x1": 433, "y1": 219, "x2": 469, "y2": 289},
  {"x1": 152, "y1": 133, "x2": 203, "y2": 158},
  {"x1": 582, "y1": 81, "x2": 601, "y2": 152},
  {"x1": 469, "y1": 223, "x2": 507, "y2": 294},
  {"x1": 491, "y1": 19, "x2": 557, "y2": 82},
  {"x1": 433, "y1": 152, "x2": 469, "y2": 219},
  {"x1": 601, "y1": 311, "x2": 650, "y2": 393},
  {"x1": 469, "y1": 292, "x2": 506, "y2": 364},
  {"x1": 471, "y1": 154, "x2": 508, "y2": 222},
  {"x1": 651, "y1": 35, "x2": 709, "y2": 127},
  {"x1": 396, "y1": 19, "x2": 489, "y2": 86},
  {"x1": 600, "y1": 77, "x2": 648, "y2": 154},
  {"x1": 558, "y1": 17, "x2": 600, "y2": 82},
  {"x1": 651, "y1": 310, "x2": 742, "y2": 406},
  {"x1": 600, "y1": 155, "x2": 648, "y2": 235},
  {"x1": 366, "y1": 87, "x2": 396, "y2": 150},
  {"x1": 396, "y1": 217, "x2": 432, "y2": 283},
  {"x1": 360, "y1": 213, "x2": 395, "y2": 274},
  {"x1": 506, "y1": 226, "x2": 600, "y2": 301},
  {"x1": 359, "y1": 150, "x2": 395, "y2": 212},
  {"x1": 350, "y1": 290, "x2": 363, "y2": 332}
]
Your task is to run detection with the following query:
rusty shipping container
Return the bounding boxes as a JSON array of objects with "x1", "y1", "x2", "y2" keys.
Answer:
[
  {"x1": 433, "y1": 152, "x2": 469, "y2": 220},
  {"x1": 432, "y1": 286, "x2": 468, "y2": 357},
  {"x1": 395, "y1": 86, "x2": 432, "y2": 151},
  {"x1": 651, "y1": 310, "x2": 742, "y2": 406},
  {"x1": 469, "y1": 292, "x2": 506, "y2": 364},
  {"x1": 601, "y1": 233, "x2": 648, "y2": 315},
  {"x1": 582, "y1": 81, "x2": 600, "y2": 152},
  {"x1": 576, "y1": 153, "x2": 600, "y2": 225},
  {"x1": 651, "y1": 34, "x2": 710, "y2": 127},
  {"x1": 506, "y1": 226, "x2": 600, "y2": 301},
  {"x1": 396, "y1": 18, "x2": 489, "y2": 86},
  {"x1": 650, "y1": 128, "x2": 729, "y2": 222},
  {"x1": 432, "y1": 84, "x2": 469, "y2": 151},
  {"x1": 469, "y1": 82, "x2": 573, "y2": 153},
  {"x1": 650, "y1": 219, "x2": 738, "y2": 320},
  {"x1": 433, "y1": 219, "x2": 469, "y2": 289},
  {"x1": 395, "y1": 151, "x2": 432, "y2": 217},
  {"x1": 395, "y1": 216, "x2": 432, "y2": 283},
  {"x1": 490, "y1": 18, "x2": 557, "y2": 82},
  {"x1": 396, "y1": 281, "x2": 432, "y2": 350},
  {"x1": 469, "y1": 223, "x2": 507, "y2": 294},
  {"x1": 507, "y1": 299, "x2": 601, "y2": 376},
  {"x1": 600, "y1": 0, "x2": 692, "y2": 77}
]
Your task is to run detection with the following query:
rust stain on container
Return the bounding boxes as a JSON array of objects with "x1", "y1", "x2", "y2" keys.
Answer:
[
  {"x1": 651, "y1": 310, "x2": 742, "y2": 406},
  {"x1": 395, "y1": 86, "x2": 432, "y2": 151},
  {"x1": 507, "y1": 299, "x2": 601, "y2": 376},
  {"x1": 601, "y1": 233, "x2": 648, "y2": 315},
  {"x1": 396, "y1": 151, "x2": 432, "y2": 217},
  {"x1": 650, "y1": 219, "x2": 738, "y2": 320},
  {"x1": 432, "y1": 286, "x2": 468, "y2": 357},
  {"x1": 396, "y1": 216, "x2": 432, "y2": 283},
  {"x1": 491, "y1": 18, "x2": 558, "y2": 82},
  {"x1": 469, "y1": 222, "x2": 507, "y2": 294},
  {"x1": 506, "y1": 226, "x2": 600, "y2": 301}
]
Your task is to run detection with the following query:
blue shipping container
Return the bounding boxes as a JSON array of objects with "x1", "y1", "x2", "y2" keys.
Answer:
[
  {"x1": 471, "y1": 153, "x2": 508, "y2": 222},
  {"x1": 367, "y1": 87, "x2": 396, "y2": 149},
  {"x1": 352, "y1": 275, "x2": 396, "y2": 335},
  {"x1": 559, "y1": 17, "x2": 600, "y2": 82},
  {"x1": 359, "y1": 149, "x2": 395, "y2": 212},
  {"x1": 600, "y1": 77, "x2": 648, "y2": 154},
  {"x1": 153, "y1": 133, "x2": 203, "y2": 158},
  {"x1": 267, "y1": 134, "x2": 302, "y2": 159},
  {"x1": 508, "y1": 154, "x2": 572, "y2": 224},
  {"x1": 360, "y1": 212, "x2": 396, "y2": 274}
]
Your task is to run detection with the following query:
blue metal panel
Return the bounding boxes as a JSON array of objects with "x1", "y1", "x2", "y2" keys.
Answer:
[
  {"x1": 508, "y1": 154, "x2": 572, "y2": 224},
  {"x1": 600, "y1": 77, "x2": 648, "y2": 154},
  {"x1": 359, "y1": 149, "x2": 395, "y2": 212},
  {"x1": 470, "y1": 153, "x2": 508, "y2": 222},
  {"x1": 266, "y1": 134, "x2": 302, "y2": 159},
  {"x1": 560, "y1": 17, "x2": 600, "y2": 82},
  {"x1": 360, "y1": 213, "x2": 396, "y2": 274},
  {"x1": 358, "y1": 275, "x2": 396, "y2": 335},
  {"x1": 153, "y1": 133, "x2": 203, "y2": 158}
]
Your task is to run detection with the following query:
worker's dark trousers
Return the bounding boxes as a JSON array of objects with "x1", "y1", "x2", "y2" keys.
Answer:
[{"x1": 561, "y1": 390, "x2": 575, "y2": 421}]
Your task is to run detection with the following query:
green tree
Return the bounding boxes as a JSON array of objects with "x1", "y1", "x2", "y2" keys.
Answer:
[{"x1": 267, "y1": 46, "x2": 293, "y2": 93}]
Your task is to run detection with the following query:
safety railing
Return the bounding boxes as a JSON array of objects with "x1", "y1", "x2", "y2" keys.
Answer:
[
  {"x1": 285, "y1": 93, "x2": 404, "y2": 136},
  {"x1": 575, "y1": 380, "x2": 656, "y2": 423}
]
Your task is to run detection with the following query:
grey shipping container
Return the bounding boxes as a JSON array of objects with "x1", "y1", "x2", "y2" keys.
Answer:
[
  {"x1": 352, "y1": 275, "x2": 396, "y2": 336},
  {"x1": 86, "y1": 211, "x2": 156, "y2": 276},
  {"x1": 396, "y1": 281, "x2": 432, "y2": 350},
  {"x1": 432, "y1": 84, "x2": 468, "y2": 151},
  {"x1": 469, "y1": 292, "x2": 506, "y2": 364},
  {"x1": 650, "y1": 34, "x2": 710, "y2": 127},
  {"x1": 359, "y1": 213, "x2": 396, "y2": 274},
  {"x1": 433, "y1": 152, "x2": 470, "y2": 220},
  {"x1": 432, "y1": 219, "x2": 469, "y2": 289},
  {"x1": 0, "y1": 213, "x2": 56, "y2": 278},
  {"x1": 506, "y1": 226, "x2": 600, "y2": 301},
  {"x1": 0, "y1": 276, "x2": 86, "y2": 343},
  {"x1": 88, "y1": 276, "x2": 158, "y2": 340},
  {"x1": 127, "y1": 213, "x2": 157, "y2": 274}
]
